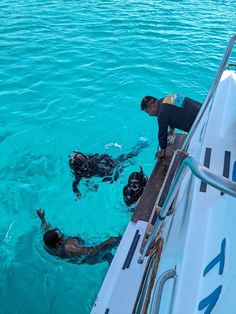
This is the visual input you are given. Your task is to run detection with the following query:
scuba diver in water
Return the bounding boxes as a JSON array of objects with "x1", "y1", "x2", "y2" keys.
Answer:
[
  {"x1": 123, "y1": 166, "x2": 148, "y2": 206},
  {"x1": 69, "y1": 139, "x2": 149, "y2": 198},
  {"x1": 37, "y1": 209, "x2": 121, "y2": 265}
]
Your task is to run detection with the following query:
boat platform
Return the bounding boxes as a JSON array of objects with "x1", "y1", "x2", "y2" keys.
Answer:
[{"x1": 92, "y1": 133, "x2": 186, "y2": 314}]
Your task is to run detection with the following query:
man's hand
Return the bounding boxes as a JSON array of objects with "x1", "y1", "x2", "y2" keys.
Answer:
[
  {"x1": 37, "y1": 208, "x2": 50, "y2": 231},
  {"x1": 37, "y1": 208, "x2": 45, "y2": 220},
  {"x1": 155, "y1": 149, "x2": 166, "y2": 159}
]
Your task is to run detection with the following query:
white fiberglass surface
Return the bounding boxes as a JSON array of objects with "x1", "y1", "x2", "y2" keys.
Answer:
[
  {"x1": 152, "y1": 70, "x2": 236, "y2": 313},
  {"x1": 173, "y1": 70, "x2": 236, "y2": 313}
]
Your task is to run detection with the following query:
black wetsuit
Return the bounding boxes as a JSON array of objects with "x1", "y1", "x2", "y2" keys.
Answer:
[
  {"x1": 157, "y1": 94, "x2": 202, "y2": 149},
  {"x1": 70, "y1": 141, "x2": 149, "y2": 197},
  {"x1": 71, "y1": 153, "x2": 118, "y2": 196}
]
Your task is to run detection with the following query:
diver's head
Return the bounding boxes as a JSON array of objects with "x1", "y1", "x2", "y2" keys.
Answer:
[
  {"x1": 141, "y1": 96, "x2": 159, "y2": 116},
  {"x1": 128, "y1": 171, "x2": 144, "y2": 192},
  {"x1": 69, "y1": 152, "x2": 90, "y2": 172},
  {"x1": 43, "y1": 229, "x2": 63, "y2": 248}
]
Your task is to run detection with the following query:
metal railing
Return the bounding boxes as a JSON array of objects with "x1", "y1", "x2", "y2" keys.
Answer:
[
  {"x1": 139, "y1": 156, "x2": 236, "y2": 263},
  {"x1": 182, "y1": 34, "x2": 236, "y2": 152},
  {"x1": 149, "y1": 269, "x2": 176, "y2": 314}
]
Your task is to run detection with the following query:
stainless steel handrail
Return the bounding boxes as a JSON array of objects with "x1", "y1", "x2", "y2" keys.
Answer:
[
  {"x1": 182, "y1": 34, "x2": 236, "y2": 151},
  {"x1": 139, "y1": 156, "x2": 236, "y2": 263},
  {"x1": 149, "y1": 269, "x2": 176, "y2": 314}
]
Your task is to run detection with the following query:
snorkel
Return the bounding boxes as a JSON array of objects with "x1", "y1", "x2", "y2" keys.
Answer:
[{"x1": 139, "y1": 165, "x2": 144, "y2": 176}]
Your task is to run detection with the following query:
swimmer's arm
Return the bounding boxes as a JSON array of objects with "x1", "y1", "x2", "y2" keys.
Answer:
[
  {"x1": 82, "y1": 237, "x2": 120, "y2": 256},
  {"x1": 64, "y1": 244, "x2": 90, "y2": 256},
  {"x1": 36, "y1": 208, "x2": 50, "y2": 232},
  {"x1": 102, "y1": 176, "x2": 113, "y2": 182},
  {"x1": 63, "y1": 244, "x2": 101, "y2": 256},
  {"x1": 65, "y1": 237, "x2": 120, "y2": 256},
  {"x1": 72, "y1": 178, "x2": 81, "y2": 198}
]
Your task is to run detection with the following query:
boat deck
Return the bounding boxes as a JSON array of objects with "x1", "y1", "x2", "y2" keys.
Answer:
[{"x1": 132, "y1": 133, "x2": 186, "y2": 223}]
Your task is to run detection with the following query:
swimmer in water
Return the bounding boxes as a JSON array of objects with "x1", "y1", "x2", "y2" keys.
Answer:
[
  {"x1": 123, "y1": 166, "x2": 148, "y2": 206},
  {"x1": 37, "y1": 209, "x2": 121, "y2": 265},
  {"x1": 69, "y1": 139, "x2": 149, "y2": 198}
]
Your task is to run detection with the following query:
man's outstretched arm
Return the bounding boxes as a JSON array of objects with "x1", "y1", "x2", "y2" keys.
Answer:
[
  {"x1": 65, "y1": 236, "x2": 121, "y2": 257},
  {"x1": 87, "y1": 236, "x2": 121, "y2": 255}
]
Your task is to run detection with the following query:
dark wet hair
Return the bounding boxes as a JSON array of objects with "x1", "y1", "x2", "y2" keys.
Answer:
[
  {"x1": 43, "y1": 229, "x2": 61, "y2": 248},
  {"x1": 140, "y1": 96, "x2": 157, "y2": 110},
  {"x1": 69, "y1": 152, "x2": 89, "y2": 170}
]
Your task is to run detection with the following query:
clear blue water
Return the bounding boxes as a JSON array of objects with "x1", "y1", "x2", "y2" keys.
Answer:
[{"x1": 0, "y1": 0, "x2": 236, "y2": 313}]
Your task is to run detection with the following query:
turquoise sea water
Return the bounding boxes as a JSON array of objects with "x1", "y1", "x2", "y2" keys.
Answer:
[{"x1": 0, "y1": 1, "x2": 236, "y2": 313}]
